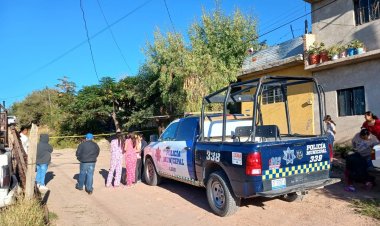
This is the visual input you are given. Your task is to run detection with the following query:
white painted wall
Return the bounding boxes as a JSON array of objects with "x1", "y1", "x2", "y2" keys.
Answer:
[{"x1": 313, "y1": 59, "x2": 380, "y2": 144}]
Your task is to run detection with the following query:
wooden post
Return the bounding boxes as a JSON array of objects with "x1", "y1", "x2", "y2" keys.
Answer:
[
  {"x1": 25, "y1": 123, "x2": 38, "y2": 199},
  {"x1": 10, "y1": 126, "x2": 27, "y2": 188}
]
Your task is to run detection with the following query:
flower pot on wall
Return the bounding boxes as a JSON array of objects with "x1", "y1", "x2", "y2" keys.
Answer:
[
  {"x1": 320, "y1": 51, "x2": 329, "y2": 62},
  {"x1": 308, "y1": 54, "x2": 320, "y2": 65},
  {"x1": 331, "y1": 54, "x2": 339, "y2": 60},
  {"x1": 339, "y1": 51, "x2": 347, "y2": 58},
  {"x1": 356, "y1": 47, "x2": 365, "y2": 54},
  {"x1": 347, "y1": 48, "x2": 355, "y2": 56}
]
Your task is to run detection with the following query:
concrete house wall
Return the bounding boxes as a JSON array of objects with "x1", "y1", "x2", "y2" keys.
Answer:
[
  {"x1": 313, "y1": 60, "x2": 380, "y2": 143},
  {"x1": 307, "y1": 0, "x2": 380, "y2": 143},
  {"x1": 311, "y1": 0, "x2": 380, "y2": 51},
  {"x1": 312, "y1": 0, "x2": 380, "y2": 50}
]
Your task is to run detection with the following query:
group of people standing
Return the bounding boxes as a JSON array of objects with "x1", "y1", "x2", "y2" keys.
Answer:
[
  {"x1": 106, "y1": 131, "x2": 147, "y2": 188},
  {"x1": 324, "y1": 111, "x2": 380, "y2": 192},
  {"x1": 74, "y1": 131, "x2": 147, "y2": 194}
]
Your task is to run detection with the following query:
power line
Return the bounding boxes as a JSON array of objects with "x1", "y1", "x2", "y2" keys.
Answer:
[
  {"x1": 259, "y1": 4, "x2": 304, "y2": 32},
  {"x1": 258, "y1": 0, "x2": 337, "y2": 40},
  {"x1": 96, "y1": 0, "x2": 133, "y2": 74},
  {"x1": 223, "y1": 0, "x2": 338, "y2": 57},
  {"x1": 22, "y1": 0, "x2": 154, "y2": 80},
  {"x1": 163, "y1": 0, "x2": 176, "y2": 33},
  {"x1": 80, "y1": 0, "x2": 100, "y2": 82}
]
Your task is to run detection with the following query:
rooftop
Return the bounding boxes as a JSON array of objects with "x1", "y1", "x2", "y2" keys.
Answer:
[{"x1": 239, "y1": 37, "x2": 304, "y2": 77}]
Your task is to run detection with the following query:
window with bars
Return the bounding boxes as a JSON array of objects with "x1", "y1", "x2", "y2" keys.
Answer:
[
  {"x1": 337, "y1": 86, "x2": 366, "y2": 116},
  {"x1": 354, "y1": 0, "x2": 380, "y2": 25},
  {"x1": 262, "y1": 86, "x2": 286, "y2": 105}
]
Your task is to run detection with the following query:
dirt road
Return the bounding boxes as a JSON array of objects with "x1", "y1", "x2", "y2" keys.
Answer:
[{"x1": 46, "y1": 146, "x2": 380, "y2": 226}]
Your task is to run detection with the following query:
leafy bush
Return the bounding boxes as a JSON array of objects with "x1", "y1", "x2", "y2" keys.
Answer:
[
  {"x1": 50, "y1": 137, "x2": 81, "y2": 149},
  {"x1": 334, "y1": 145, "x2": 353, "y2": 159},
  {"x1": 0, "y1": 197, "x2": 45, "y2": 226}
]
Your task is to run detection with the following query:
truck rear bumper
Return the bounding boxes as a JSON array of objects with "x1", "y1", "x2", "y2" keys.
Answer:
[{"x1": 256, "y1": 178, "x2": 341, "y2": 198}]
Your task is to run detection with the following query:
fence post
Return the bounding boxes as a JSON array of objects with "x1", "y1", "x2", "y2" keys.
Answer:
[{"x1": 25, "y1": 123, "x2": 38, "y2": 199}]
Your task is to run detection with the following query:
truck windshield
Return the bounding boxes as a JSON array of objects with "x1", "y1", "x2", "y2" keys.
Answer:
[{"x1": 200, "y1": 76, "x2": 326, "y2": 143}]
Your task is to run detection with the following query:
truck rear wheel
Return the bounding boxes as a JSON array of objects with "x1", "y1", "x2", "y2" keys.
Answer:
[
  {"x1": 206, "y1": 171, "x2": 239, "y2": 217},
  {"x1": 144, "y1": 157, "x2": 161, "y2": 186}
]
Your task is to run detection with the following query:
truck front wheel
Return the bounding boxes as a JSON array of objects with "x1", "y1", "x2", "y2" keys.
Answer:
[
  {"x1": 144, "y1": 157, "x2": 161, "y2": 186},
  {"x1": 206, "y1": 171, "x2": 239, "y2": 217}
]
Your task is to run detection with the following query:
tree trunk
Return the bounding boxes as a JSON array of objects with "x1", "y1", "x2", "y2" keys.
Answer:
[{"x1": 112, "y1": 101, "x2": 121, "y2": 131}]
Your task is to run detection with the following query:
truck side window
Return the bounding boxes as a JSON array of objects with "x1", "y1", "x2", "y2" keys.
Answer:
[
  {"x1": 176, "y1": 118, "x2": 198, "y2": 141},
  {"x1": 160, "y1": 121, "x2": 179, "y2": 141}
]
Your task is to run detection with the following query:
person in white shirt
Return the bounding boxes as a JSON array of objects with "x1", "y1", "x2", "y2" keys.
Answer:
[
  {"x1": 323, "y1": 115, "x2": 336, "y2": 145},
  {"x1": 19, "y1": 126, "x2": 29, "y2": 154}
]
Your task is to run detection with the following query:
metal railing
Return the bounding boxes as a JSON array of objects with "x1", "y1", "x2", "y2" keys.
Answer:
[{"x1": 355, "y1": 0, "x2": 380, "y2": 25}]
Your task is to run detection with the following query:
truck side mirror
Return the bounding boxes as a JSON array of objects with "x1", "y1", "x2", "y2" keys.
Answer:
[{"x1": 150, "y1": 134, "x2": 159, "y2": 142}]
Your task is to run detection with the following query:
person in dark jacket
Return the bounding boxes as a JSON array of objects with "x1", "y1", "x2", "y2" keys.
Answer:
[
  {"x1": 75, "y1": 133, "x2": 100, "y2": 194},
  {"x1": 36, "y1": 134, "x2": 53, "y2": 190},
  {"x1": 135, "y1": 133, "x2": 147, "y2": 183}
]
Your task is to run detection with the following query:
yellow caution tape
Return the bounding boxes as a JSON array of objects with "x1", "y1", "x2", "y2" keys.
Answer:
[{"x1": 49, "y1": 129, "x2": 156, "y2": 139}]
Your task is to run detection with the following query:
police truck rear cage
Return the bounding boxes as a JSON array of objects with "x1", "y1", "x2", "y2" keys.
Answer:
[{"x1": 200, "y1": 76, "x2": 326, "y2": 142}]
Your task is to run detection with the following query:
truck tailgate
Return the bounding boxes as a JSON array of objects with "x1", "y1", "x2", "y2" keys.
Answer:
[{"x1": 259, "y1": 138, "x2": 332, "y2": 192}]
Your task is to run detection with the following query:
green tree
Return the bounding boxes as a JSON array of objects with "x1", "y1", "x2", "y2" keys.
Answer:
[
  {"x1": 144, "y1": 5, "x2": 260, "y2": 114},
  {"x1": 11, "y1": 88, "x2": 59, "y2": 128}
]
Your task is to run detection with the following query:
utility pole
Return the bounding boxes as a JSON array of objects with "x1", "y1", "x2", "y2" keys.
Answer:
[{"x1": 25, "y1": 123, "x2": 38, "y2": 199}]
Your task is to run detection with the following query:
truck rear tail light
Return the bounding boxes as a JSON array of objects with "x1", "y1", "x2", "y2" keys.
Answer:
[
  {"x1": 371, "y1": 149, "x2": 376, "y2": 160},
  {"x1": 328, "y1": 144, "x2": 333, "y2": 162},
  {"x1": 246, "y1": 152, "x2": 262, "y2": 176},
  {"x1": 0, "y1": 166, "x2": 10, "y2": 188}
]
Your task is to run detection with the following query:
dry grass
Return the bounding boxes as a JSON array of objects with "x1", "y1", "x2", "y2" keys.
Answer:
[
  {"x1": 0, "y1": 197, "x2": 45, "y2": 226},
  {"x1": 352, "y1": 199, "x2": 380, "y2": 220}
]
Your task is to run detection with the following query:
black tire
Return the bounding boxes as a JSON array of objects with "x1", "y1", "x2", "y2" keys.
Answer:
[
  {"x1": 144, "y1": 157, "x2": 161, "y2": 186},
  {"x1": 281, "y1": 192, "x2": 302, "y2": 202},
  {"x1": 206, "y1": 171, "x2": 240, "y2": 217}
]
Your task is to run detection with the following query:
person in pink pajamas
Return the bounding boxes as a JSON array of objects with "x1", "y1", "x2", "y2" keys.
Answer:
[
  {"x1": 124, "y1": 133, "x2": 140, "y2": 187},
  {"x1": 106, "y1": 131, "x2": 125, "y2": 187}
]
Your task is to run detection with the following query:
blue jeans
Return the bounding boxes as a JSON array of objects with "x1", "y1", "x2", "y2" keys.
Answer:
[
  {"x1": 36, "y1": 164, "x2": 48, "y2": 186},
  {"x1": 77, "y1": 162, "x2": 95, "y2": 192}
]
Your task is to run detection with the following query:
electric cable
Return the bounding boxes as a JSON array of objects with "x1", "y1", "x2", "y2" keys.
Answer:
[
  {"x1": 223, "y1": 0, "x2": 338, "y2": 56},
  {"x1": 19, "y1": 0, "x2": 334, "y2": 82},
  {"x1": 163, "y1": 0, "x2": 176, "y2": 33},
  {"x1": 96, "y1": 0, "x2": 133, "y2": 74},
  {"x1": 21, "y1": 0, "x2": 154, "y2": 80},
  {"x1": 80, "y1": 0, "x2": 100, "y2": 82}
]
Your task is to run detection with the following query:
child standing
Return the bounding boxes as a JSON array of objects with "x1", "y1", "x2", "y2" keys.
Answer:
[
  {"x1": 124, "y1": 133, "x2": 140, "y2": 187},
  {"x1": 324, "y1": 115, "x2": 336, "y2": 145},
  {"x1": 106, "y1": 131, "x2": 124, "y2": 187}
]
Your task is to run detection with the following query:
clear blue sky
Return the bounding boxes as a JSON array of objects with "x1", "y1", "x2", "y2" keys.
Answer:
[{"x1": 0, "y1": 0, "x2": 310, "y2": 107}]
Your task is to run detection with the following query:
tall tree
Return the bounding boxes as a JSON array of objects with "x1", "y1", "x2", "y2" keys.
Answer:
[{"x1": 144, "y1": 6, "x2": 260, "y2": 113}]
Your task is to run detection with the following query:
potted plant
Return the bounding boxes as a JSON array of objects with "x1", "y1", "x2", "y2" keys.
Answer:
[
  {"x1": 328, "y1": 45, "x2": 339, "y2": 60},
  {"x1": 350, "y1": 39, "x2": 365, "y2": 54},
  {"x1": 346, "y1": 42, "x2": 356, "y2": 56},
  {"x1": 306, "y1": 42, "x2": 320, "y2": 65},
  {"x1": 319, "y1": 42, "x2": 329, "y2": 62},
  {"x1": 338, "y1": 44, "x2": 347, "y2": 58}
]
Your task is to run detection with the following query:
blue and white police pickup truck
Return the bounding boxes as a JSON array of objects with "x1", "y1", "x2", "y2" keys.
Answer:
[{"x1": 143, "y1": 76, "x2": 340, "y2": 216}]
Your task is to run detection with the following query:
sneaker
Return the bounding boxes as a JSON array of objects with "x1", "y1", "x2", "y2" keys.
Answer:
[
  {"x1": 344, "y1": 185, "x2": 356, "y2": 192},
  {"x1": 75, "y1": 184, "x2": 83, "y2": 191},
  {"x1": 365, "y1": 182, "x2": 373, "y2": 190},
  {"x1": 86, "y1": 190, "x2": 93, "y2": 195},
  {"x1": 38, "y1": 185, "x2": 49, "y2": 191}
]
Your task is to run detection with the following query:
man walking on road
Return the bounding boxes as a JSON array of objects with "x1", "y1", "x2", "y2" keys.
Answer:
[{"x1": 75, "y1": 133, "x2": 100, "y2": 195}]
